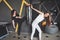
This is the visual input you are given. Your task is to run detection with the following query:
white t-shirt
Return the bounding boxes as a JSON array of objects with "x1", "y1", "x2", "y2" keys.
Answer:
[{"x1": 33, "y1": 13, "x2": 44, "y2": 24}]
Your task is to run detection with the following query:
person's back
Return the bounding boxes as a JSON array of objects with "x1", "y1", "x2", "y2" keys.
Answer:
[{"x1": 33, "y1": 13, "x2": 44, "y2": 24}]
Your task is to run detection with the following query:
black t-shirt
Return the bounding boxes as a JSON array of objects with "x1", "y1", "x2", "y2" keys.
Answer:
[
  {"x1": 11, "y1": 14, "x2": 20, "y2": 22},
  {"x1": 12, "y1": 13, "x2": 19, "y2": 20}
]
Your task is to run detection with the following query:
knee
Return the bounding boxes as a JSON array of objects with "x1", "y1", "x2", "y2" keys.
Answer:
[
  {"x1": 32, "y1": 22, "x2": 38, "y2": 26},
  {"x1": 39, "y1": 30, "x2": 42, "y2": 33},
  {"x1": 32, "y1": 22, "x2": 35, "y2": 26}
]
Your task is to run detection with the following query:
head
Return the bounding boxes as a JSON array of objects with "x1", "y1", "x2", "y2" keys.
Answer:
[
  {"x1": 44, "y1": 12, "x2": 50, "y2": 17},
  {"x1": 11, "y1": 9, "x2": 17, "y2": 17}
]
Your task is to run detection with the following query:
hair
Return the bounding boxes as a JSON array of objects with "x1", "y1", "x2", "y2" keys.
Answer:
[
  {"x1": 44, "y1": 11, "x2": 49, "y2": 14},
  {"x1": 11, "y1": 9, "x2": 17, "y2": 17}
]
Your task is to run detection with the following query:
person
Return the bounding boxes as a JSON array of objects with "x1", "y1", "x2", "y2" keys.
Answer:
[
  {"x1": 30, "y1": 5, "x2": 51, "y2": 40},
  {"x1": 11, "y1": 9, "x2": 19, "y2": 29},
  {"x1": 11, "y1": 9, "x2": 27, "y2": 39}
]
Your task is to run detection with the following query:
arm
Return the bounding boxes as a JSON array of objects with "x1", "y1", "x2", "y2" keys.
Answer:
[
  {"x1": 12, "y1": 20, "x2": 15, "y2": 29},
  {"x1": 31, "y1": 5, "x2": 44, "y2": 14}
]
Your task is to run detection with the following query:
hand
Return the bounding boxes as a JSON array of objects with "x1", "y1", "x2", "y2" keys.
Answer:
[
  {"x1": 31, "y1": 5, "x2": 33, "y2": 8},
  {"x1": 16, "y1": 16, "x2": 19, "y2": 18},
  {"x1": 19, "y1": 17, "x2": 22, "y2": 19},
  {"x1": 16, "y1": 16, "x2": 22, "y2": 19},
  {"x1": 26, "y1": 4, "x2": 30, "y2": 6}
]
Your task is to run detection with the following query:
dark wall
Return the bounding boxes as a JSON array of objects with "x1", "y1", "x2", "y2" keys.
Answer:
[{"x1": 0, "y1": 2, "x2": 10, "y2": 22}]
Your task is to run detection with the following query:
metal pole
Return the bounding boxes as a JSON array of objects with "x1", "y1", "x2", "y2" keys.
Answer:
[{"x1": 28, "y1": 6, "x2": 32, "y2": 24}]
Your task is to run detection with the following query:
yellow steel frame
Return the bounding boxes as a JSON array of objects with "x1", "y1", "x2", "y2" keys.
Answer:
[
  {"x1": 1, "y1": 0, "x2": 29, "y2": 33},
  {"x1": 19, "y1": 0, "x2": 29, "y2": 16},
  {"x1": 3, "y1": 0, "x2": 13, "y2": 10}
]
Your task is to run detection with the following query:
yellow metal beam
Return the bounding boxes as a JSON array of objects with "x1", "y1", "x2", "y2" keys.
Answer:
[
  {"x1": 16, "y1": 0, "x2": 25, "y2": 32},
  {"x1": 24, "y1": 0, "x2": 29, "y2": 6},
  {"x1": 15, "y1": 23, "x2": 18, "y2": 32},
  {"x1": 19, "y1": 0, "x2": 25, "y2": 17},
  {"x1": 3, "y1": 0, "x2": 13, "y2": 10},
  {"x1": 0, "y1": 0, "x2": 2, "y2": 3},
  {"x1": 16, "y1": 0, "x2": 30, "y2": 33},
  {"x1": 19, "y1": 0, "x2": 30, "y2": 17}
]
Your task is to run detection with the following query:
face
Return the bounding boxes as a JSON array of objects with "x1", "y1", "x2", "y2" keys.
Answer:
[
  {"x1": 13, "y1": 11, "x2": 17, "y2": 15},
  {"x1": 44, "y1": 13, "x2": 49, "y2": 17}
]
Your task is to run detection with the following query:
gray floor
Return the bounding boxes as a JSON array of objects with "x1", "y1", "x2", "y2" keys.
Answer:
[
  {"x1": 0, "y1": 22, "x2": 60, "y2": 40},
  {"x1": 0, "y1": 31, "x2": 60, "y2": 40}
]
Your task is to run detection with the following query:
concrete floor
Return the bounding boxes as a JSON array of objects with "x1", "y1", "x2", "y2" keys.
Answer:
[
  {"x1": 0, "y1": 22, "x2": 60, "y2": 40},
  {"x1": 0, "y1": 31, "x2": 60, "y2": 40}
]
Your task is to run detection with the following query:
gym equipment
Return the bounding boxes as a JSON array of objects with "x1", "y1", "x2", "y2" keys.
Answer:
[
  {"x1": 45, "y1": 24, "x2": 58, "y2": 34},
  {"x1": 27, "y1": 6, "x2": 32, "y2": 24},
  {"x1": 0, "y1": 22, "x2": 8, "y2": 39},
  {"x1": 28, "y1": 6, "x2": 32, "y2": 24}
]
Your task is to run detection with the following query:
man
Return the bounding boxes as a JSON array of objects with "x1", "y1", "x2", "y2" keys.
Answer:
[{"x1": 30, "y1": 5, "x2": 51, "y2": 40}]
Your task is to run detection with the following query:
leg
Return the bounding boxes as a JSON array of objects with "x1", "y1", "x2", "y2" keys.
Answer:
[
  {"x1": 31, "y1": 22, "x2": 36, "y2": 40},
  {"x1": 36, "y1": 24, "x2": 42, "y2": 40},
  {"x1": 31, "y1": 14, "x2": 43, "y2": 40},
  {"x1": 22, "y1": 16, "x2": 27, "y2": 22},
  {"x1": 17, "y1": 21, "x2": 22, "y2": 35},
  {"x1": 17, "y1": 17, "x2": 26, "y2": 35}
]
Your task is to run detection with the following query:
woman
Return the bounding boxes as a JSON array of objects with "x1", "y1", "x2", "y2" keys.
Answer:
[
  {"x1": 30, "y1": 5, "x2": 51, "y2": 40},
  {"x1": 11, "y1": 9, "x2": 27, "y2": 39},
  {"x1": 11, "y1": 9, "x2": 21, "y2": 29}
]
